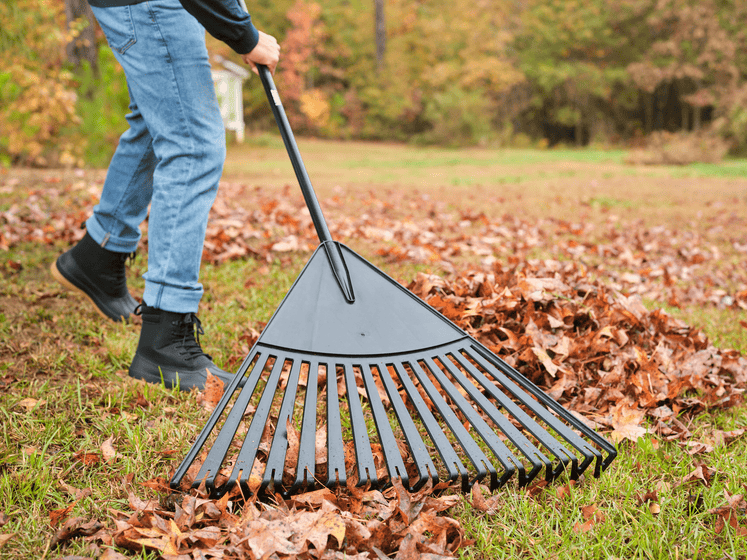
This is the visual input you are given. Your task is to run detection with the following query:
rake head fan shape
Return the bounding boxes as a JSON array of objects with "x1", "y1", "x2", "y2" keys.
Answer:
[{"x1": 171, "y1": 66, "x2": 617, "y2": 499}]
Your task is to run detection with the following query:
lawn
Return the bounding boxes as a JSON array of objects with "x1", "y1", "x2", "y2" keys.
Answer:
[{"x1": 0, "y1": 141, "x2": 746, "y2": 559}]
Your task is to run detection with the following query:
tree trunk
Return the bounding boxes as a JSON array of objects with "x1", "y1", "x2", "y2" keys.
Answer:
[
  {"x1": 65, "y1": 0, "x2": 98, "y2": 73},
  {"x1": 373, "y1": 0, "x2": 386, "y2": 69},
  {"x1": 575, "y1": 111, "x2": 584, "y2": 146},
  {"x1": 644, "y1": 92, "x2": 654, "y2": 134}
]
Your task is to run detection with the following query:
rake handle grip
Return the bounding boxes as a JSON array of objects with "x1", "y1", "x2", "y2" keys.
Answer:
[{"x1": 257, "y1": 65, "x2": 332, "y2": 245}]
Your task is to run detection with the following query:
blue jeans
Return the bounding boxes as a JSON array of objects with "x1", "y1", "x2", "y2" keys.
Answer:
[{"x1": 87, "y1": 0, "x2": 226, "y2": 313}]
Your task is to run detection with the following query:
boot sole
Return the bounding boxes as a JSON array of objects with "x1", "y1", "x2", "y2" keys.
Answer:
[
  {"x1": 50, "y1": 259, "x2": 134, "y2": 323},
  {"x1": 129, "y1": 353, "x2": 234, "y2": 392}
]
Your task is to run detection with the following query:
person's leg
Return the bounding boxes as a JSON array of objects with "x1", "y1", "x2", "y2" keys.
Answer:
[
  {"x1": 110, "y1": 0, "x2": 226, "y2": 314},
  {"x1": 85, "y1": 94, "x2": 156, "y2": 253},
  {"x1": 50, "y1": 85, "x2": 152, "y2": 322},
  {"x1": 87, "y1": 0, "x2": 231, "y2": 390}
]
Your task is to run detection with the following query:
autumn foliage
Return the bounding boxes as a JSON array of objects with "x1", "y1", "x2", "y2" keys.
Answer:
[
  {"x1": 0, "y1": 0, "x2": 83, "y2": 167},
  {"x1": 3, "y1": 0, "x2": 747, "y2": 167}
]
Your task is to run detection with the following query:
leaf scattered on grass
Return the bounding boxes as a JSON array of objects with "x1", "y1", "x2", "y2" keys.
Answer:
[
  {"x1": 101, "y1": 437, "x2": 117, "y2": 464},
  {"x1": 708, "y1": 490, "x2": 747, "y2": 536}
]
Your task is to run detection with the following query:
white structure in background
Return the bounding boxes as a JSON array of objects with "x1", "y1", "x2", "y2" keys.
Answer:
[{"x1": 211, "y1": 55, "x2": 250, "y2": 142}]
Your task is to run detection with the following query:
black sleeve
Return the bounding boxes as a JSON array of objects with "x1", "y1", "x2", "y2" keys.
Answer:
[{"x1": 178, "y1": 0, "x2": 260, "y2": 54}]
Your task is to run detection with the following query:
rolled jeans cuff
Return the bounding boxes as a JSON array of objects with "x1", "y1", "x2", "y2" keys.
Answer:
[
  {"x1": 85, "y1": 216, "x2": 141, "y2": 253},
  {"x1": 143, "y1": 281, "x2": 203, "y2": 314}
]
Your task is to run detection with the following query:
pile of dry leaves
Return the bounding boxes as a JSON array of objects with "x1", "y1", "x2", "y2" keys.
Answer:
[
  {"x1": 53, "y1": 477, "x2": 465, "y2": 560},
  {"x1": 407, "y1": 262, "x2": 746, "y2": 443}
]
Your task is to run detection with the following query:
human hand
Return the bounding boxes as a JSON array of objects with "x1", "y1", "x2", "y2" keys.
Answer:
[{"x1": 242, "y1": 31, "x2": 280, "y2": 75}]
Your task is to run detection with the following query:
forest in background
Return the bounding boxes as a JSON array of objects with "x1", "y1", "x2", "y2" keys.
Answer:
[{"x1": 2, "y1": 0, "x2": 747, "y2": 167}]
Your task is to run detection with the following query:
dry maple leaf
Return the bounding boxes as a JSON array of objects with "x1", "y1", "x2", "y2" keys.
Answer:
[
  {"x1": 708, "y1": 490, "x2": 747, "y2": 536},
  {"x1": 49, "y1": 502, "x2": 76, "y2": 528},
  {"x1": 470, "y1": 482, "x2": 501, "y2": 514},
  {"x1": 573, "y1": 503, "x2": 606, "y2": 533},
  {"x1": 197, "y1": 371, "x2": 225, "y2": 411},
  {"x1": 681, "y1": 462, "x2": 717, "y2": 486},
  {"x1": 101, "y1": 436, "x2": 117, "y2": 463},
  {"x1": 608, "y1": 403, "x2": 649, "y2": 444},
  {"x1": 49, "y1": 517, "x2": 104, "y2": 549},
  {"x1": 72, "y1": 450, "x2": 101, "y2": 467}
]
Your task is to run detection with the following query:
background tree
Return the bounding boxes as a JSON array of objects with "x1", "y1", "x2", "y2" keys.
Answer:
[
  {"x1": 64, "y1": 0, "x2": 98, "y2": 73},
  {"x1": 373, "y1": 0, "x2": 385, "y2": 69},
  {"x1": 513, "y1": 0, "x2": 653, "y2": 145},
  {"x1": 5, "y1": 0, "x2": 747, "y2": 166}
]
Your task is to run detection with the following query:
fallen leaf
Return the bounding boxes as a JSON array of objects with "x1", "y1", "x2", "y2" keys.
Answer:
[
  {"x1": 72, "y1": 451, "x2": 101, "y2": 467},
  {"x1": 241, "y1": 517, "x2": 302, "y2": 557},
  {"x1": 681, "y1": 463, "x2": 716, "y2": 486},
  {"x1": 50, "y1": 502, "x2": 77, "y2": 527},
  {"x1": 532, "y1": 346, "x2": 559, "y2": 377},
  {"x1": 608, "y1": 404, "x2": 649, "y2": 444},
  {"x1": 101, "y1": 437, "x2": 117, "y2": 463},
  {"x1": 573, "y1": 503, "x2": 606, "y2": 533},
  {"x1": 49, "y1": 517, "x2": 103, "y2": 549},
  {"x1": 200, "y1": 371, "x2": 225, "y2": 411},
  {"x1": 708, "y1": 490, "x2": 747, "y2": 536},
  {"x1": 99, "y1": 548, "x2": 129, "y2": 560},
  {"x1": 470, "y1": 482, "x2": 501, "y2": 514},
  {"x1": 16, "y1": 398, "x2": 45, "y2": 411},
  {"x1": 556, "y1": 483, "x2": 573, "y2": 501},
  {"x1": 712, "y1": 428, "x2": 745, "y2": 448}
]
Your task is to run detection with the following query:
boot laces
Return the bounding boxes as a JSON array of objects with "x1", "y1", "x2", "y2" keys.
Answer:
[
  {"x1": 100, "y1": 251, "x2": 136, "y2": 294},
  {"x1": 173, "y1": 313, "x2": 212, "y2": 362}
]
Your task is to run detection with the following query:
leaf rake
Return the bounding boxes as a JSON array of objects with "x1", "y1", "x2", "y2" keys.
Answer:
[{"x1": 170, "y1": 66, "x2": 616, "y2": 499}]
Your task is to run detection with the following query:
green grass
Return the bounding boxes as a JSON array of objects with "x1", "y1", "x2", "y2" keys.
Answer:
[
  {"x1": 671, "y1": 159, "x2": 747, "y2": 179},
  {"x1": 457, "y1": 416, "x2": 747, "y2": 559}
]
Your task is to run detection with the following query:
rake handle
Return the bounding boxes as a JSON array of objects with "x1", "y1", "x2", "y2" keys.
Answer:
[
  {"x1": 257, "y1": 65, "x2": 333, "y2": 245},
  {"x1": 257, "y1": 65, "x2": 354, "y2": 302}
]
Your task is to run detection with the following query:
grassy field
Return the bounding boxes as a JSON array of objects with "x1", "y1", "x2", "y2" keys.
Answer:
[{"x1": 1, "y1": 140, "x2": 746, "y2": 559}]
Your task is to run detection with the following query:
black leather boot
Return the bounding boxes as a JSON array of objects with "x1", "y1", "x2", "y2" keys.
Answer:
[
  {"x1": 50, "y1": 232, "x2": 139, "y2": 322},
  {"x1": 128, "y1": 303, "x2": 234, "y2": 391}
]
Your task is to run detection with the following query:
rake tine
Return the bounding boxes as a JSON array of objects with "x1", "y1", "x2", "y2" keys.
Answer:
[
  {"x1": 422, "y1": 355, "x2": 521, "y2": 489},
  {"x1": 359, "y1": 363, "x2": 410, "y2": 489},
  {"x1": 468, "y1": 345, "x2": 602, "y2": 480},
  {"x1": 289, "y1": 359, "x2": 319, "y2": 495},
  {"x1": 473, "y1": 344, "x2": 617, "y2": 475},
  {"x1": 391, "y1": 361, "x2": 467, "y2": 489},
  {"x1": 325, "y1": 361, "x2": 346, "y2": 489},
  {"x1": 227, "y1": 354, "x2": 288, "y2": 496},
  {"x1": 375, "y1": 362, "x2": 438, "y2": 492},
  {"x1": 191, "y1": 351, "x2": 270, "y2": 496},
  {"x1": 437, "y1": 353, "x2": 551, "y2": 486},
  {"x1": 409, "y1": 358, "x2": 500, "y2": 490},
  {"x1": 449, "y1": 348, "x2": 575, "y2": 481},
  {"x1": 341, "y1": 361, "x2": 379, "y2": 487},
  {"x1": 170, "y1": 350, "x2": 256, "y2": 492},
  {"x1": 262, "y1": 356, "x2": 303, "y2": 496}
]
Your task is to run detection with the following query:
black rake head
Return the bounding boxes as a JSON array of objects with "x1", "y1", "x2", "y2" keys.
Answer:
[{"x1": 171, "y1": 243, "x2": 616, "y2": 499}]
